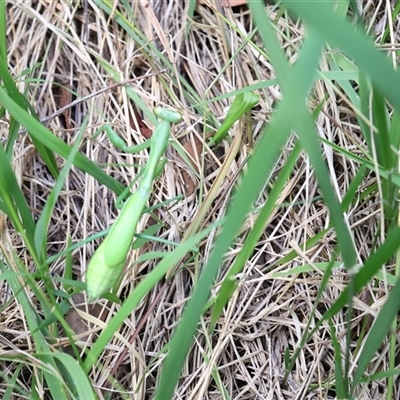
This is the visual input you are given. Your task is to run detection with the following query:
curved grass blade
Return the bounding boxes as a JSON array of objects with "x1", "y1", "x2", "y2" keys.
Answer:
[
  {"x1": 154, "y1": 21, "x2": 325, "y2": 400},
  {"x1": 0, "y1": 87, "x2": 125, "y2": 196},
  {"x1": 351, "y1": 276, "x2": 400, "y2": 395},
  {"x1": 282, "y1": 0, "x2": 400, "y2": 109},
  {"x1": 50, "y1": 353, "x2": 95, "y2": 400},
  {"x1": 34, "y1": 116, "x2": 88, "y2": 264}
]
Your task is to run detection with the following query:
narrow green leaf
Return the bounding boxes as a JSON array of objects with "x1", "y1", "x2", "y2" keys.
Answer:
[
  {"x1": 210, "y1": 141, "x2": 302, "y2": 331},
  {"x1": 0, "y1": 261, "x2": 68, "y2": 398},
  {"x1": 33, "y1": 299, "x2": 72, "y2": 333},
  {"x1": 63, "y1": 236, "x2": 74, "y2": 292},
  {"x1": 185, "y1": 0, "x2": 196, "y2": 37},
  {"x1": 0, "y1": 2, "x2": 6, "y2": 62},
  {"x1": 299, "y1": 225, "x2": 400, "y2": 342},
  {"x1": 329, "y1": 319, "x2": 347, "y2": 398},
  {"x1": 50, "y1": 353, "x2": 96, "y2": 400},
  {"x1": 340, "y1": 165, "x2": 367, "y2": 212},
  {"x1": 0, "y1": 144, "x2": 37, "y2": 261},
  {"x1": 249, "y1": 0, "x2": 290, "y2": 85},
  {"x1": 34, "y1": 117, "x2": 88, "y2": 263},
  {"x1": 0, "y1": 7, "x2": 58, "y2": 175},
  {"x1": 132, "y1": 224, "x2": 163, "y2": 249},
  {"x1": 351, "y1": 276, "x2": 400, "y2": 393},
  {"x1": 1, "y1": 364, "x2": 28, "y2": 400},
  {"x1": 155, "y1": 25, "x2": 323, "y2": 400},
  {"x1": 0, "y1": 87, "x2": 124, "y2": 195},
  {"x1": 282, "y1": 1, "x2": 400, "y2": 109}
]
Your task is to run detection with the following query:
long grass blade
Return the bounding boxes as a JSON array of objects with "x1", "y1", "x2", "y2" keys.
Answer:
[
  {"x1": 282, "y1": 1, "x2": 400, "y2": 108},
  {"x1": 155, "y1": 23, "x2": 324, "y2": 399},
  {"x1": 0, "y1": 87, "x2": 124, "y2": 195},
  {"x1": 210, "y1": 141, "x2": 302, "y2": 331},
  {"x1": 351, "y1": 276, "x2": 400, "y2": 394}
]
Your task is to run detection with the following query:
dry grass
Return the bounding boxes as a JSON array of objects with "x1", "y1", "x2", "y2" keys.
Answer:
[{"x1": 1, "y1": 1, "x2": 396, "y2": 399}]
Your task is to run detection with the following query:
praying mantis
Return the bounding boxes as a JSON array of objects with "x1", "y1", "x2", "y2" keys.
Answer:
[
  {"x1": 86, "y1": 93, "x2": 259, "y2": 301},
  {"x1": 86, "y1": 107, "x2": 182, "y2": 301}
]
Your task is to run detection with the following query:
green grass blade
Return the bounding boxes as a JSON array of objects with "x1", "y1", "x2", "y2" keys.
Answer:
[
  {"x1": 34, "y1": 116, "x2": 88, "y2": 263},
  {"x1": 185, "y1": 0, "x2": 196, "y2": 37},
  {"x1": 388, "y1": 108, "x2": 400, "y2": 154},
  {"x1": 283, "y1": 254, "x2": 338, "y2": 383},
  {"x1": 0, "y1": 1, "x2": 5, "y2": 62},
  {"x1": 357, "y1": 369, "x2": 400, "y2": 384},
  {"x1": 195, "y1": 70, "x2": 357, "y2": 109},
  {"x1": 0, "y1": 87, "x2": 124, "y2": 195},
  {"x1": 249, "y1": 0, "x2": 290, "y2": 85},
  {"x1": 282, "y1": 0, "x2": 400, "y2": 109},
  {"x1": 320, "y1": 138, "x2": 400, "y2": 188},
  {"x1": 270, "y1": 261, "x2": 397, "y2": 287},
  {"x1": 371, "y1": 90, "x2": 397, "y2": 222},
  {"x1": 358, "y1": 74, "x2": 398, "y2": 224},
  {"x1": 209, "y1": 141, "x2": 302, "y2": 331},
  {"x1": 340, "y1": 164, "x2": 367, "y2": 212},
  {"x1": 381, "y1": 1, "x2": 400, "y2": 43},
  {"x1": 351, "y1": 275, "x2": 400, "y2": 394},
  {"x1": 0, "y1": 260, "x2": 68, "y2": 398},
  {"x1": 49, "y1": 353, "x2": 96, "y2": 400},
  {"x1": 154, "y1": 25, "x2": 323, "y2": 400},
  {"x1": 292, "y1": 224, "x2": 400, "y2": 362},
  {"x1": 0, "y1": 2, "x2": 58, "y2": 175},
  {"x1": 1, "y1": 364, "x2": 28, "y2": 400},
  {"x1": 0, "y1": 144, "x2": 38, "y2": 262},
  {"x1": 63, "y1": 236, "x2": 74, "y2": 291},
  {"x1": 288, "y1": 31, "x2": 357, "y2": 271},
  {"x1": 329, "y1": 319, "x2": 346, "y2": 398}
]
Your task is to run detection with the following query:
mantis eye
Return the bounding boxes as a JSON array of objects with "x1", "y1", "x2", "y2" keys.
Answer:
[{"x1": 154, "y1": 107, "x2": 182, "y2": 123}]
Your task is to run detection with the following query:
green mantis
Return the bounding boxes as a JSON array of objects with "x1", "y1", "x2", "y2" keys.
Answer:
[
  {"x1": 86, "y1": 107, "x2": 182, "y2": 301},
  {"x1": 86, "y1": 93, "x2": 259, "y2": 301}
]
